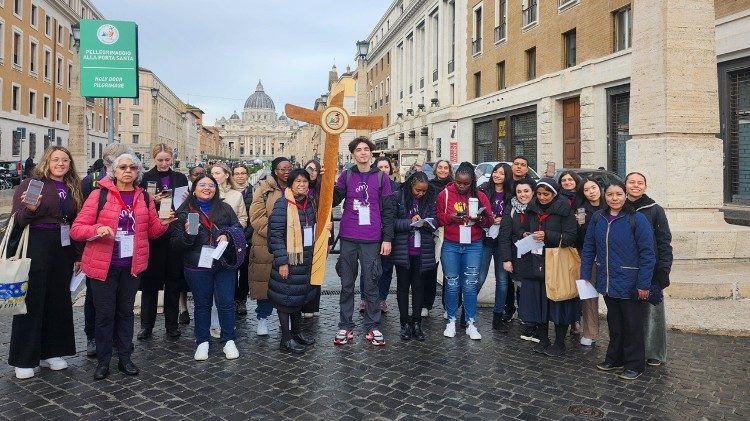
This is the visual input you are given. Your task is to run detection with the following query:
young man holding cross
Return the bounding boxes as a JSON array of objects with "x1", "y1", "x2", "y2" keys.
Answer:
[{"x1": 333, "y1": 137, "x2": 395, "y2": 346}]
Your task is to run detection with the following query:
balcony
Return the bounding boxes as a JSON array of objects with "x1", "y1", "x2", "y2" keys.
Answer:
[
  {"x1": 432, "y1": 69, "x2": 438, "y2": 82},
  {"x1": 472, "y1": 38, "x2": 482, "y2": 55},
  {"x1": 447, "y1": 60, "x2": 455, "y2": 74},
  {"x1": 522, "y1": 1, "x2": 537, "y2": 27},
  {"x1": 494, "y1": 22, "x2": 506, "y2": 43}
]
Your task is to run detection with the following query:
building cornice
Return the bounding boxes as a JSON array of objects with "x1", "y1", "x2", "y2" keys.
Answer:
[{"x1": 368, "y1": 0, "x2": 427, "y2": 64}]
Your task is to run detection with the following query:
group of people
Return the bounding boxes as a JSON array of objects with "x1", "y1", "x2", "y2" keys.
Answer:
[{"x1": 6, "y1": 135, "x2": 671, "y2": 382}]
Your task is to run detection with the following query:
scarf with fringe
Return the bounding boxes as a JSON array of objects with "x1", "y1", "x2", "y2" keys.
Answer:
[{"x1": 284, "y1": 188, "x2": 305, "y2": 265}]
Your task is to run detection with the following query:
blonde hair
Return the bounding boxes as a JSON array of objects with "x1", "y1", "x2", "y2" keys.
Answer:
[
  {"x1": 32, "y1": 146, "x2": 83, "y2": 211},
  {"x1": 210, "y1": 162, "x2": 237, "y2": 189},
  {"x1": 150, "y1": 143, "x2": 172, "y2": 159}
]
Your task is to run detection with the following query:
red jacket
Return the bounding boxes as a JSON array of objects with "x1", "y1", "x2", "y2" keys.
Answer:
[
  {"x1": 71, "y1": 177, "x2": 168, "y2": 281},
  {"x1": 436, "y1": 182, "x2": 494, "y2": 243}
]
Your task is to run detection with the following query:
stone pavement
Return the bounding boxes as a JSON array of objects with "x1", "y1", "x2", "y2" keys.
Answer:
[{"x1": 0, "y1": 294, "x2": 748, "y2": 420}]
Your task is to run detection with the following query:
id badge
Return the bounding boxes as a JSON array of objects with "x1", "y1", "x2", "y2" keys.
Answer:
[
  {"x1": 118, "y1": 232, "x2": 134, "y2": 258},
  {"x1": 198, "y1": 246, "x2": 216, "y2": 268},
  {"x1": 358, "y1": 205, "x2": 371, "y2": 226},
  {"x1": 459, "y1": 225, "x2": 472, "y2": 244},
  {"x1": 414, "y1": 231, "x2": 421, "y2": 248},
  {"x1": 352, "y1": 199, "x2": 361, "y2": 211},
  {"x1": 60, "y1": 224, "x2": 71, "y2": 247},
  {"x1": 304, "y1": 226, "x2": 314, "y2": 247}
]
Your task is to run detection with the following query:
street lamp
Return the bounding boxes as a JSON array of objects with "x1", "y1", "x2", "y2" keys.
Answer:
[
  {"x1": 71, "y1": 23, "x2": 80, "y2": 49},
  {"x1": 356, "y1": 40, "x2": 369, "y2": 59},
  {"x1": 150, "y1": 87, "x2": 159, "y2": 100},
  {"x1": 150, "y1": 87, "x2": 159, "y2": 163}
]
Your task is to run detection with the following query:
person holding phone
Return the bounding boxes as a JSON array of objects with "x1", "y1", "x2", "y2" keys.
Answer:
[
  {"x1": 138, "y1": 144, "x2": 189, "y2": 340},
  {"x1": 9, "y1": 146, "x2": 83, "y2": 380},
  {"x1": 172, "y1": 174, "x2": 242, "y2": 361},
  {"x1": 581, "y1": 181, "x2": 655, "y2": 380},
  {"x1": 71, "y1": 153, "x2": 174, "y2": 380}
]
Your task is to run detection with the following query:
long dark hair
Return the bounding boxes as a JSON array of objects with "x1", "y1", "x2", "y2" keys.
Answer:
[
  {"x1": 557, "y1": 170, "x2": 582, "y2": 192},
  {"x1": 575, "y1": 177, "x2": 600, "y2": 208},
  {"x1": 601, "y1": 180, "x2": 636, "y2": 215},
  {"x1": 187, "y1": 174, "x2": 233, "y2": 224},
  {"x1": 372, "y1": 156, "x2": 393, "y2": 175},
  {"x1": 402, "y1": 171, "x2": 434, "y2": 210},
  {"x1": 455, "y1": 161, "x2": 478, "y2": 197},
  {"x1": 488, "y1": 162, "x2": 513, "y2": 205}
]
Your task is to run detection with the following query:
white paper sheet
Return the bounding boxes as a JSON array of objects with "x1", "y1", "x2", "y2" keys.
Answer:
[
  {"x1": 198, "y1": 246, "x2": 215, "y2": 268},
  {"x1": 487, "y1": 224, "x2": 501, "y2": 239},
  {"x1": 576, "y1": 279, "x2": 599, "y2": 300},
  {"x1": 358, "y1": 205, "x2": 371, "y2": 225},
  {"x1": 70, "y1": 271, "x2": 85, "y2": 292},
  {"x1": 172, "y1": 186, "x2": 189, "y2": 210},
  {"x1": 410, "y1": 218, "x2": 437, "y2": 229},
  {"x1": 459, "y1": 225, "x2": 472, "y2": 244},
  {"x1": 515, "y1": 235, "x2": 545, "y2": 258},
  {"x1": 211, "y1": 241, "x2": 229, "y2": 259}
]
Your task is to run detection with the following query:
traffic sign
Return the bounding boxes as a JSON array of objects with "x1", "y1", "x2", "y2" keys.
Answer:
[{"x1": 79, "y1": 20, "x2": 138, "y2": 98}]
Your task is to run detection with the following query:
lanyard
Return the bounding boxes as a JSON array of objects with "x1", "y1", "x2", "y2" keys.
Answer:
[
  {"x1": 288, "y1": 196, "x2": 310, "y2": 226},
  {"x1": 189, "y1": 202, "x2": 215, "y2": 243}
]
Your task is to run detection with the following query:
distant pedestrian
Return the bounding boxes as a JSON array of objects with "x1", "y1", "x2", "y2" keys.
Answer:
[
  {"x1": 575, "y1": 178, "x2": 605, "y2": 346},
  {"x1": 24, "y1": 156, "x2": 35, "y2": 177},
  {"x1": 581, "y1": 181, "x2": 656, "y2": 380},
  {"x1": 625, "y1": 172, "x2": 673, "y2": 367}
]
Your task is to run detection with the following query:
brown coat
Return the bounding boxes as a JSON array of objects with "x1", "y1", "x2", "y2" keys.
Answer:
[{"x1": 248, "y1": 176, "x2": 282, "y2": 299}]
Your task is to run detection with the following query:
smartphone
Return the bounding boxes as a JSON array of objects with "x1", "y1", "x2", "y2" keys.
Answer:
[
  {"x1": 147, "y1": 181, "x2": 157, "y2": 196},
  {"x1": 160, "y1": 189, "x2": 172, "y2": 198},
  {"x1": 187, "y1": 213, "x2": 199, "y2": 235},
  {"x1": 159, "y1": 197, "x2": 173, "y2": 219},
  {"x1": 546, "y1": 161, "x2": 556, "y2": 176},
  {"x1": 577, "y1": 207, "x2": 585, "y2": 216},
  {"x1": 23, "y1": 179, "x2": 44, "y2": 205}
]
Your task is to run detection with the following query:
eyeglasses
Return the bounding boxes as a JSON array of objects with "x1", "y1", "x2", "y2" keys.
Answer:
[
  {"x1": 276, "y1": 168, "x2": 292, "y2": 173},
  {"x1": 51, "y1": 158, "x2": 71, "y2": 164},
  {"x1": 117, "y1": 165, "x2": 138, "y2": 171},
  {"x1": 195, "y1": 183, "x2": 216, "y2": 189}
]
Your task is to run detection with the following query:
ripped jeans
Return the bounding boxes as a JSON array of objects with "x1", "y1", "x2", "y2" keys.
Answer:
[{"x1": 441, "y1": 240, "x2": 483, "y2": 323}]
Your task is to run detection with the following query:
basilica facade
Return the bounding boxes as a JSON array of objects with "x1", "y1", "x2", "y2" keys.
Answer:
[{"x1": 215, "y1": 81, "x2": 298, "y2": 162}]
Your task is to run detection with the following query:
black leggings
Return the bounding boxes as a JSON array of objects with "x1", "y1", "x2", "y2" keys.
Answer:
[
  {"x1": 395, "y1": 256, "x2": 424, "y2": 324},
  {"x1": 277, "y1": 310, "x2": 302, "y2": 342}
]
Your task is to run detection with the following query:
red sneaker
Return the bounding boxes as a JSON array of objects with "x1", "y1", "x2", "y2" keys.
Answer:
[
  {"x1": 366, "y1": 330, "x2": 385, "y2": 346},
  {"x1": 334, "y1": 329, "x2": 354, "y2": 345}
]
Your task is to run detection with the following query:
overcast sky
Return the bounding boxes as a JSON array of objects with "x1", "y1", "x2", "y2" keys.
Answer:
[{"x1": 96, "y1": 0, "x2": 390, "y2": 124}]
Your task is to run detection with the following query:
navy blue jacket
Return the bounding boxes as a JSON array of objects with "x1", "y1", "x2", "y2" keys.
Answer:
[
  {"x1": 629, "y1": 195, "x2": 673, "y2": 288},
  {"x1": 392, "y1": 190, "x2": 438, "y2": 272},
  {"x1": 267, "y1": 194, "x2": 317, "y2": 309},
  {"x1": 580, "y1": 210, "x2": 656, "y2": 299}
]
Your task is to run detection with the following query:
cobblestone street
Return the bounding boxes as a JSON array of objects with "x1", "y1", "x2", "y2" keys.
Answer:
[{"x1": 0, "y1": 293, "x2": 747, "y2": 420}]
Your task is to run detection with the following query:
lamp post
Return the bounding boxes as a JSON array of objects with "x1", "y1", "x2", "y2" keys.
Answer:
[
  {"x1": 150, "y1": 87, "x2": 159, "y2": 167},
  {"x1": 68, "y1": 22, "x2": 88, "y2": 173},
  {"x1": 355, "y1": 40, "x2": 371, "y2": 138}
]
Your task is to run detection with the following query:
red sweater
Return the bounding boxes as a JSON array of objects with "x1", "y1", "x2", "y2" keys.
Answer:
[{"x1": 436, "y1": 182, "x2": 494, "y2": 243}]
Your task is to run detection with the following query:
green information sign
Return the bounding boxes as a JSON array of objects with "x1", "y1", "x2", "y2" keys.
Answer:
[{"x1": 79, "y1": 20, "x2": 138, "y2": 98}]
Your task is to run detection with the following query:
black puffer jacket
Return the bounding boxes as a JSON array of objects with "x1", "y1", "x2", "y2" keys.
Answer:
[
  {"x1": 238, "y1": 184, "x2": 254, "y2": 242},
  {"x1": 267, "y1": 194, "x2": 317, "y2": 309},
  {"x1": 499, "y1": 197, "x2": 577, "y2": 281},
  {"x1": 629, "y1": 194, "x2": 673, "y2": 288},
  {"x1": 392, "y1": 190, "x2": 438, "y2": 272},
  {"x1": 171, "y1": 200, "x2": 241, "y2": 269},
  {"x1": 478, "y1": 181, "x2": 510, "y2": 246}
]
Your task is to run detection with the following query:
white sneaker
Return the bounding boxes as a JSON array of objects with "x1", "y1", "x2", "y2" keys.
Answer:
[
  {"x1": 466, "y1": 323, "x2": 482, "y2": 340},
  {"x1": 223, "y1": 340, "x2": 239, "y2": 359},
  {"x1": 421, "y1": 308, "x2": 429, "y2": 317},
  {"x1": 443, "y1": 320, "x2": 456, "y2": 338},
  {"x1": 580, "y1": 337, "x2": 594, "y2": 346},
  {"x1": 210, "y1": 327, "x2": 221, "y2": 339},
  {"x1": 40, "y1": 357, "x2": 68, "y2": 371},
  {"x1": 14, "y1": 367, "x2": 34, "y2": 379},
  {"x1": 257, "y1": 318, "x2": 269, "y2": 336},
  {"x1": 194, "y1": 342, "x2": 209, "y2": 361},
  {"x1": 302, "y1": 312, "x2": 314, "y2": 319}
]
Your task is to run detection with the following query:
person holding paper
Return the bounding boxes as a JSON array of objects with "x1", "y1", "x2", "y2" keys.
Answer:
[
  {"x1": 71, "y1": 153, "x2": 173, "y2": 380},
  {"x1": 8, "y1": 147, "x2": 83, "y2": 380},
  {"x1": 138, "y1": 144, "x2": 189, "y2": 341},
  {"x1": 575, "y1": 178, "x2": 605, "y2": 346},
  {"x1": 580, "y1": 181, "x2": 656, "y2": 380},
  {"x1": 392, "y1": 172, "x2": 437, "y2": 341},
  {"x1": 267, "y1": 169, "x2": 329, "y2": 353},
  {"x1": 478, "y1": 162, "x2": 513, "y2": 332},
  {"x1": 171, "y1": 174, "x2": 242, "y2": 361},
  {"x1": 436, "y1": 162, "x2": 493, "y2": 340}
]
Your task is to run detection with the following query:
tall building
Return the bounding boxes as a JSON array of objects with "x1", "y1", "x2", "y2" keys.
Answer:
[
  {"x1": 215, "y1": 80, "x2": 298, "y2": 162},
  {"x1": 0, "y1": 0, "x2": 112, "y2": 170}
]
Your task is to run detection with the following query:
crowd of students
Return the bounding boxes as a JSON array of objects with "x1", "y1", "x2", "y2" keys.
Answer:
[{"x1": 6, "y1": 136, "x2": 672, "y2": 382}]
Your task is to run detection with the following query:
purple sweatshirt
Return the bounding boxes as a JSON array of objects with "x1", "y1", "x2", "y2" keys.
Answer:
[{"x1": 336, "y1": 168, "x2": 394, "y2": 242}]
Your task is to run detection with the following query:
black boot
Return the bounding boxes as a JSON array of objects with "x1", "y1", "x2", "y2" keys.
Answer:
[
  {"x1": 280, "y1": 339, "x2": 307, "y2": 354},
  {"x1": 94, "y1": 364, "x2": 109, "y2": 380},
  {"x1": 412, "y1": 322, "x2": 425, "y2": 341},
  {"x1": 493, "y1": 312, "x2": 509, "y2": 333},
  {"x1": 400, "y1": 323, "x2": 412, "y2": 341},
  {"x1": 118, "y1": 357, "x2": 139, "y2": 376},
  {"x1": 137, "y1": 328, "x2": 152, "y2": 340},
  {"x1": 293, "y1": 333, "x2": 316, "y2": 346}
]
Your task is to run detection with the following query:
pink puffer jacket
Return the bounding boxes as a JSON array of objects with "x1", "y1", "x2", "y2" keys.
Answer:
[{"x1": 71, "y1": 177, "x2": 169, "y2": 281}]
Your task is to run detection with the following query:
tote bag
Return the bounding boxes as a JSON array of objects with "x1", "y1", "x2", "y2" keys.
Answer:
[
  {"x1": 0, "y1": 215, "x2": 31, "y2": 315},
  {"x1": 545, "y1": 242, "x2": 580, "y2": 302}
]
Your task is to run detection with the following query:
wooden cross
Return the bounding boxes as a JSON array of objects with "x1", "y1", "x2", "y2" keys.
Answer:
[{"x1": 285, "y1": 91, "x2": 383, "y2": 285}]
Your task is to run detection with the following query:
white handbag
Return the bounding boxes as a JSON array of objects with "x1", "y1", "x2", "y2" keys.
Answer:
[{"x1": 0, "y1": 214, "x2": 31, "y2": 316}]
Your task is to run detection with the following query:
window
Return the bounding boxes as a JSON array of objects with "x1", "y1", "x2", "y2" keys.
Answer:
[
  {"x1": 522, "y1": 0, "x2": 538, "y2": 28},
  {"x1": 29, "y1": 40, "x2": 37, "y2": 73},
  {"x1": 497, "y1": 61, "x2": 506, "y2": 90},
  {"x1": 12, "y1": 84, "x2": 20, "y2": 111},
  {"x1": 474, "y1": 72, "x2": 481, "y2": 98},
  {"x1": 56, "y1": 56, "x2": 63, "y2": 85},
  {"x1": 28, "y1": 90, "x2": 35, "y2": 115},
  {"x1": 57, "y1": 24, "x2": 63, "y2": 45},
  {"x1": 13, "y1": 0, "x2": 21, "y2": 16},
  {"x1": 431, "y1": 11, "x2": 439, "y2": 81},
  {"x1": 564, "y1": 29, "x2": 576, "y2": 68},
  {"x1": 29, "y1": 133, "x2": 35, "y2": 158},
  {"x1": 118, "y1": 111, "x2": 122, "y2": 123},
  {"x1": 91, "y1": 142, "x2": 95, "y2": 159},
  {"x1": 607, "y1": 87, "x2": 630, "y2": 175},
  {"x1": 12, "y1": 29, "x2": 22, "y2": 67},
  {"x1": 43, "y1": 49, "x2": 50, "y2": 79},
  {"x1": 133, "y1": 97, "x2": 139, "y2": 106},
  {"x1": 133, "y1": 113, "x2": 140, "y2": 126},
  {"x1": 448, "y1": 0, "x2": 456, "y2": 73},
  {"x1": 66, "y1": 104, "x2": 70, "y2": 123},
  {"x1": 67, "y1": 63, "x2": 72, "y2": 88},
  {"x1": 559, "y1": 0, "x2": 578, "y2": 10},
  {"x1": 12, "y1": 130, "x2": 20, "y2": 156},
  {"x1": 43, "y1": 95, "x2": 49, "y2": 118},
  {"x1": 0, "y1": 20, "x2": 4, "y2": 61},
  {"x1": 614, "y1": 6, "x2": 632, "y2": 52},
  {"x1": 511, "y1": 112, "x2": 538, "y2": 169},
  {"x1": 44, "y1": 15, "x2": 51, "y2": 37},
  {"x1": 55, "y1": 99, "x2": 61, "y2": 121},
  {"x1": 526, "y1": 47, "x2": 536, "y2": 80},
  {"x1": 30, "y1": 4, "x2": 38, "y2": 27},
  {"x1": 472, "y1": 5, "x2": 482, "y2": 55},
  {"x1": 450, "y1": 83, "x2": 455, "y2": 105},
  {"x1": 495, "y1": 0, "x2": 507, "y2": 43}
]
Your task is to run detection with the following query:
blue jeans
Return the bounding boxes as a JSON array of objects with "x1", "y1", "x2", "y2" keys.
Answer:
[
  {"x1": 441, "y1": 240, "x2": 482, "y2": 323},
  {"x1": 360, "y1": 255, "x2": 393, "y2": 301},
  {"x1": 184, "y1": 268, "x2": 236, "y2": 345},
  {"x1": 255, "y1": 298, "x2": 273, "y2": 319},
  {"x1": 478, "y1": 243, "x2": 509, "y2": 314}
]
